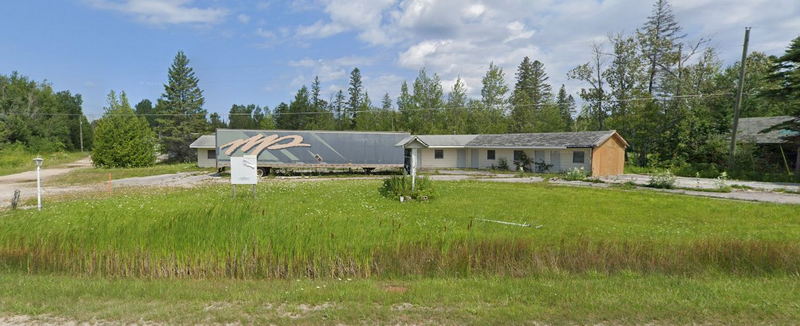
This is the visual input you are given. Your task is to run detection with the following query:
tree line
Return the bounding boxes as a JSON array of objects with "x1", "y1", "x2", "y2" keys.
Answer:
[{"x1": 1, "y1": 0, "x2": 798, "y2": 177}]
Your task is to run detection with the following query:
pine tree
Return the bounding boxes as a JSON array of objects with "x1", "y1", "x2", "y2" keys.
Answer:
[
  {"x1": 511, "y1": 57, "x2": 552, "y2": 132},
  {"x1": 332, "y1": 90, "x2": 346, "y2": 130},
  {"x1": 92, "y1": 91, "x2": 156, "y2": 167},
  {"x1": 134, "y1": 99, "x2": 157, "y2": 128},
  {"x1": 397, "y1": 81, "x2": 413, "y2": 130},
  {"x1": 209, "y1": 112, "x2": 226, "y2": 129},
  {"x1": 639, "y1": 0, "x2": 685, "y2": 95},
  {"x1": 347, "y1": 68, "x2": 363, "y2": 128},
  {"x1": 556, "y1": 85, "x2": 576, "y2": 131},
  {"x1": 156, "y1": 51, "x2": 209, "y2": 162}
]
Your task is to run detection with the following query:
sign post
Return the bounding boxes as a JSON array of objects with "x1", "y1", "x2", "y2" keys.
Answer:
[
  {"x1": 33, "y1": 157, "x2": 43, "y2": 210},
  {"x1": 230, "y1": 155, "x2": 258, "y2": 198}
]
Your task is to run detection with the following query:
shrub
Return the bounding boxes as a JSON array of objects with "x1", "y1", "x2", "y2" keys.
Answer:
[
  {"x1": 648, "y1": 170, "x2": 676, "y2": 189},
  {"x1": 533, "y1": 161, "x2": 553, "y2": 173},
  {"x1": 497, "y1": 158, "x2": 509, "y2": 170},
  {"x1": 513, "y1": 152, "x2": 532, "y2": 172},
  {"x1": 92, "y1": 91, "x2": 156, "y2": 168},
  {"x1": 379, "y1": 175, "x2": 434, "y2": 200},
  {"x1": 562, "y1": 167, "x2": 588, "y2": 181}
]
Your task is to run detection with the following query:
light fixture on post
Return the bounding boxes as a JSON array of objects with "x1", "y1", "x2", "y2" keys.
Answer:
[{"x1": 33, "y1": 157, "x2": 43, "y2": 211}]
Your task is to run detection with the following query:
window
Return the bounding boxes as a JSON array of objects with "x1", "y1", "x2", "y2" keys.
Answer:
[
  {"x1": 207, "y1": 150, "x2": 216, "y2": 160},
  {"x1": 487, "y1": 150, "x2": 496, "y2": 160},
  {"x1": 434, "y1": 149, "x2": 444, "y2": 159},
  {"x1": 572, "y1": 151, "x2": 585, "y2": 164},
  {"x1": 513, "y1": 150, "x2": 524, "y2": 161}
]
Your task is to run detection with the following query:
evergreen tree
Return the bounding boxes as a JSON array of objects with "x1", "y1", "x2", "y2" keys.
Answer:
[
  {"x1": 134, "y1": 99, "x2": 157, "y2": 128},
  {"x1": 347, "y1": 68, "x2": 363, "y2": 128},
  {"x1": 92, "y1": 91, "x2": 156, "y2": 168},
  {"x1": 638, "y1": 0, "x2": 684, "y2": 95},
  {"x1": 209, "y1": 112, "x2": 226, "y2": 130},
  {"x1": 397, "y1": 81, "x2": 413, "y2": 131},
  {"x1": 156, "y1": 51, "x2": 208, "y2": 162},
  {"x1": 555, "y1": 85, "x2": 576, "y2": 131},
  {"x1": 764, "y1": 35, "x2": 800, "y2": 177},
  {"x1": 511, "y1": 57, "x2": 552, "y2": 132},
  {"x1": 332, "y1": 90, "x2": 346, "y2": 130}
]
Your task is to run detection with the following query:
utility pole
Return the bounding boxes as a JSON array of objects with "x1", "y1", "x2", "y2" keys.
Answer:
[
  {"x1": 79, "y1": 117, "x2": 84, "y2": 152},
  {"x1": 728, "y1": 27, "x2": 751, "y2": 170}
]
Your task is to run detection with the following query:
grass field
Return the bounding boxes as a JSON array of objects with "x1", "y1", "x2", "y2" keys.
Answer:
[
  {"x1": 1, "y1": 180, "x2": 798, "y2": 278},
  {"x1": 0, "y1": 148, "x2": 87, "y2": 176},
  {"x1": 1, "y1": 272, "x2": 798, "y2": 324},
  {"x1": 47, "y1": 162, "x2": 212, "y2": 185}
]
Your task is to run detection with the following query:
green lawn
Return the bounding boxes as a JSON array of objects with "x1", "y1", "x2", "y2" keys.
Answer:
[
  {"x1": 0, "y1": 272, "x2": 798, "y2": 324},
  {"x1": 1, "y1": 180, "x2": 798, "y2": 278},
  {"x1": 47, "y1": 163, "x2": 212, "y2": 185},
  {"x1": 0, "y1": 149, "x2": 87, "y2": 176}
]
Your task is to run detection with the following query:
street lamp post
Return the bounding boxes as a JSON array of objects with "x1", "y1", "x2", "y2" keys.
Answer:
[{"x1": 33, "y1": 157, "x2": 43, "y2": 211}]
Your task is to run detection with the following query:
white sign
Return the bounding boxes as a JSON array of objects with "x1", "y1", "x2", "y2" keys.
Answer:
[{"x1": 231, "y1": 155, "x2": 258, "y2": 185}]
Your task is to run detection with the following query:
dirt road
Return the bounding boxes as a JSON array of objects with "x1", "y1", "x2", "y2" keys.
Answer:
[{"x1": 0, "y1": 157, "x2": 93, "y2": 207}]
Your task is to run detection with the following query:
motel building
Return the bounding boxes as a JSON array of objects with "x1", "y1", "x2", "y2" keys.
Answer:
[{"x1": 191, "y1": 130, "x2": 628, "y2": 176}]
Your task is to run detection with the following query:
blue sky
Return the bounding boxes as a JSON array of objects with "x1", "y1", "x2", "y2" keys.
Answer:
[{"x1": 1, "y1": 0, "x2": 798, "y2": 120}]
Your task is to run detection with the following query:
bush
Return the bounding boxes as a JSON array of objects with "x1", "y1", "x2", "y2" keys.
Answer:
[
  {"x1": 497, "y1": 158, "x2": 509, "y2": 170},
  {"x1": 379, "y1": 175, "x2": 434, "y2": 200},
  {"x1": 562, "y1": 167, "x2": 588, "y2": 181},
  {"x1": 648, "y1": 170, "x2": 676, "y2": 189},
  {"x1": 92, "y1": 91, "x2": 156, "y2": 168}
]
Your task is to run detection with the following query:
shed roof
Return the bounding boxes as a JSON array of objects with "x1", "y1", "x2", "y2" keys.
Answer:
[
  {"x1": 396, "y1": 131, "x2": 625, "y2": 149},
  {"x1": 189, "y1": 135, "x2": 215, "y2": 149},
  {"x1": 736, "y1": 116, "x2": 798, "y2": 144},
  {"x1": 465, "y1": 131, "x2": 622, "y2": 148}
]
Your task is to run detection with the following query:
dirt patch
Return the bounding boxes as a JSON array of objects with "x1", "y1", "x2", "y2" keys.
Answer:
[{"x1": 384, "y1": 285, "x2": 408, "y2": 293}]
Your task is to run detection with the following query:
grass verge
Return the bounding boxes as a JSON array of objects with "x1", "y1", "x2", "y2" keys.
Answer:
[{"x1": 0, "y1": 272, "x2": 798, "y2": 325}]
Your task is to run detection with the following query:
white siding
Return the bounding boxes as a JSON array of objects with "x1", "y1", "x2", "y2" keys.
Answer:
[
  {"x1": 417, "y1": 147, "x2": 593, "y2": 172},
  {"x1": 196, "y1": 149, "x2": 217, "y2": 168},
  {"x1": 418, "y1": 148, "x2": 459, "y2": 169}
]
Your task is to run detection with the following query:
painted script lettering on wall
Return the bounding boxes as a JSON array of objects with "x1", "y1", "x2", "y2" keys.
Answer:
[{"x1": 220, "y1": 134, "x2": 311, "y2": 156}]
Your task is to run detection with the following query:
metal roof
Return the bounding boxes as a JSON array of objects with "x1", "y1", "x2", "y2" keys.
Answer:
[
  {"x1": 736, "y1": 116, "x2": 798, "y2": 144},
  {"x1": 189, "y1": 135, "x2": 215, "y2": 149}
]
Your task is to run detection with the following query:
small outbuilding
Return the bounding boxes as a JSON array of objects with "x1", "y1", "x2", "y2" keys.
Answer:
[
  {"x1": 188, "y1": 134, "x2": 216, "y2": 168},
  {"x1": 396, "y1": 130, "x2": 628, "y2": 176}
]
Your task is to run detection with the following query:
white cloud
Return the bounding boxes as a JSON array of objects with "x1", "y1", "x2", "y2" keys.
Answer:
[
  {"x1": 287, "y1": 56, "x2": 377, "y2": 89},
  {"x1": 292, "y1": 0, "x2": 800, "y2": 100},
  {"x1": 295, "y1": 0, "x2": 397, "y2": 44},
  {"x1": 237, "y1": 14, "x2": 250, "y2": 24},
  {"x1": 85, "y1": 0, "x2": 228, "y2": 25}
]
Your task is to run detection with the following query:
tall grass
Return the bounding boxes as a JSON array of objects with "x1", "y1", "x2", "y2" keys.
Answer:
[
  {"x1": 1, "y1": 180, "x2": 798, "y2": 278},
  {"x1": 0, "y1": 145, "x2": 87, "y2": 176}
]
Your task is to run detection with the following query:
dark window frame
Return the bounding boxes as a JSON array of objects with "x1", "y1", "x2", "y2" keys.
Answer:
[
  {"x1": 434, "y1": 149, "x2": 444, "y2": 159},
  {"x1": 572, "y1": 151, "x2": 585, "y2": 164},
  {"x1": 487, "y1": 150, "x2": 496, "y2": 160},
  {"x1": 513, "y1": 150, "x2": 524, "y2": 161},
  {"x1": 207, "y1": 149, "x2": 216, "y2": 160}
]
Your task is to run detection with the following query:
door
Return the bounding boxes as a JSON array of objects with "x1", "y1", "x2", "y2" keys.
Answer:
[
  {"x1": 457, "y1": 149, "x2": 466, "y2": 168},
  {"x1": 550, "y1": 151, "x2": 561, "y2": 172},
  {"x1": 471, "y1": 149, "x2": 479, "y2": 168},
  {"x1": 534, "y1": 150, "x2": 545, "y2": 172}
]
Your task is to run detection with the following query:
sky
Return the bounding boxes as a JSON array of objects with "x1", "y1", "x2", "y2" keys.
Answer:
[{"x1": 1, "y1": 0, "x2": 798, "y2": 120}]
